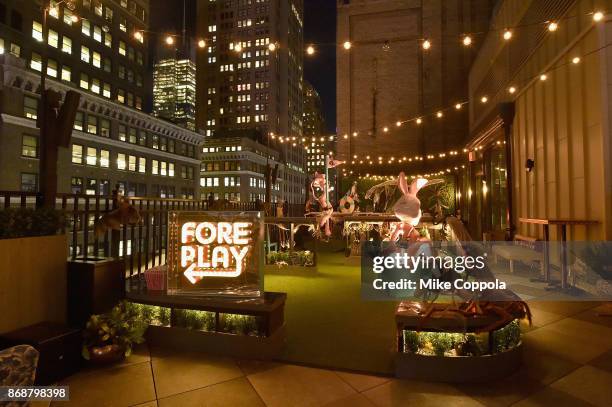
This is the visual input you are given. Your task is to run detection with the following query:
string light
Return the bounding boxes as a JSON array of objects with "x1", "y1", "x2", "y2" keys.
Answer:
[
  {"x1": 455, "y1": 103, "x2": 462, "y2": 110},
  {"x1": 234, "y1": 43, "x2": 243, "y2": 52},
  {"x1": 481, "y1": 96, "x2": 488, "y2": 103},
  {"x1": 462, "y1": 35, "x2": 472, "y2": 46},
  {"x1": 165, "y1": 35, "x2": 174, "y2": 45},
  {"x1": 306, "y1": 45, "x2": 316, "y2": 55},
  {"x1": 508, "y1": 86, "x2": 516, "y2": 94},
  {"x1": 422, "y1": 39, "x2": 431, "y2": 50},
  {"x1": 572, "y1": 56, "x2": 581, "y2": 64},
  {"x1": 396, "y1": 121, "x2": 402, "y2": 127},
  {"x1": 593, "y1": 11, "x2": 604, "y2": 22},
  {"x1": 268, "y1": 43, "x2": 277, "y2": 52},
  {"x1": 503, "y1": 29, "x2": 513, "y2": 41},
  {"x1": 548, "y1": 22, "x2": 558, "y2": 32},
  {"x1": 436, "y1": 111, "x2": 443, "y2": 118},
  {"x1": 198, "y1": 39, "x2": 206, "y2": 48},
  {"x1": 540, "y1": 73, "x2": 548, "y2": 81},
  {"x1": 343, "y1": 41, "x2": 352, "y2": 50},
  {"x1": 70, "y1": 14, "x2": 79, "y2": 23},
  {"x1": 134, "y1": 31, "x2": 144, "y2": 41},
  {"x1": 416, "y1": 118, "x2": 423, "y2": 125}
]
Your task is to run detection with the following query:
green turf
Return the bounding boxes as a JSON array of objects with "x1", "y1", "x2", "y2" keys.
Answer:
[{"x1": 264, "y1": 245, "x2": 399, "y2": 375}]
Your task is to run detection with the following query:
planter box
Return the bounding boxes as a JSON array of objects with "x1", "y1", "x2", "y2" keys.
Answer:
[
  {"x1": 0, "y1": 235, "x2": 68, "y2": 334},
  {"x1": 264, "y1": 264, "x2": 318, "y2": 275},
  {"x1": 145, "y1": 324, "x2": 286, "y2": 359},
  {"x1": 67, "y1": 258, "x2": 125, "y2": 327},
  {"x1": 395, "y1": 344, "x2": 523, "y2": 383}
]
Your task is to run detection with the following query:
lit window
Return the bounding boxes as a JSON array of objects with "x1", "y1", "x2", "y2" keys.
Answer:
[
  {"x1": 0, "y1": 38, "x2": 4, "y2": 54},
  {"x1": 86, "y1": 147, "x2": 97, "y2": 166},
  {"x1": 119, "y1": 41, "x2": 126, "y2": 56},
  {"x1": 81, "y1": 46, "x2": 90, "y2": 63},
  {"x1": 152, "y1": 160, "x2": 159, "y2": 175},
  {"x1": 62, "y1": 36, "x2": 72, "y2": 54},
  {"x1": 128, "y1": 155, "x2": 137, "y2": 172},
  {"x1": 48, "y1": 29, "x2": 58, "y2": 47},
  {"x1": 73, "y1": 112, "x2": 83, "y2": 131},
  {"x1": 92, "y1": 51, "x2": 101, "y2": 68},
  {"x1": 94, "y1": 1, "x2": 103, "y2": 16},
  {"x1": 119, "y1": 17, "x2": 127, "y2": 32},
  {"x1": 61, "y1": 66, "x2": 71, "y2": 82},
  {"x1": 91, "y1": 78, "x2": 100, "y2": 94},
  {"x1": 93, "y1": 26, "x2": 102, "y2": 42},
  {"x1": 32, "y1": 21, "x2": 43, "y2": 42},
  {"x1": 72, "y1": 145, "x2": 83, "y2": 164},
  {"x1": 117, "y1": 153, "x2": 126, "y2": 170},
  {"x1": 46, "y1": 59, "x2": 57, "y2": 77},
  {"x1": 100, "y1": 119, "x2": 110, "y2": 137},
  {"x1": 21, "y1": 135, "x2": 38, "y2": 158},
  {"x1": 104, "y1": 32, "x2": 112, "y2": 47},
  {"x1": 80, "y1": 73, "x2": 89, "y2": 89},
  {"x1": 30, "y1": 52, "x2": 42, "y2": 71},
  {"x1": 161, "y1": 162, "x2": 167, "y2": 176},
  {"x1": 87, "y1": 115, "x2": 98, "y2": 134},
  {"x1": 100, "y1": 150, "x2": 110, "y2": 167},
  {"x1": 117, "y1": 89, "x2": 125, "y2": 103},
  {"x1": 169, "y1": 163, "x2": 175, "y2": 177},
  {"x1": 138, "y1": 157, "x2": 146, "y2": 173},
  {"x1": 63, "y1": 8, "x2": 75, "y2": 25},
  {"x1": 82, "y1": 20, "x2": 91, "y2": 36},
  {"x1": 103, "y1": 83, "x2": 111, "y2": 98}
]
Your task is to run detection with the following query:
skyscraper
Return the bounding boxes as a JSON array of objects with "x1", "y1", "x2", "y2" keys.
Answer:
[
  {"x1": 153, "y1": 42, "x2": 196, "y2": 130},
  {"x1": 195, "y1": 0, "x2": 307, "y2": 204},
  {"x1": 303, "y1": 81, "x2": 328, "y2": 173}
]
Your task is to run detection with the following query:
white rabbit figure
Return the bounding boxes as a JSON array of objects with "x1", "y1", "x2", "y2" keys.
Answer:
[{"x1": 390, "y1": 172, "x2": 430, "y2": 241}]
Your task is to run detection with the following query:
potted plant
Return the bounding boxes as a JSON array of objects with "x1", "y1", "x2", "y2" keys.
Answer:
[
  {"x1": 0, "y1": 207, "x2": 67, "y2": 333},
  {"x1": 81, "y1": 301, "x2": 148, "y2": 364}
]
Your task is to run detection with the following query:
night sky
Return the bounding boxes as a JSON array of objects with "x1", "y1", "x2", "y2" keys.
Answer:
[{"x1": 149, "y1": 0, "x2": 337, "y2": 133}]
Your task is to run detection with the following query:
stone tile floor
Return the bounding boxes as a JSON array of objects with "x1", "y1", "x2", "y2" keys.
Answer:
[{"x1": 45, "y1": 302, "x2": 611, "y2": 407}]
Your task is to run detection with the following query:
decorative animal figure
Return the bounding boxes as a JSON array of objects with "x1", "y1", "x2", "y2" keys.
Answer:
[
  {"x1": 94, "y1": 197, "x2": 141, "y2": 237},
  {"x1": 390, "y1": 172, "x2": 442, "y2": 241},
  {"x1": 310, "y1": 172, "x2": 333, "y2": 237}
]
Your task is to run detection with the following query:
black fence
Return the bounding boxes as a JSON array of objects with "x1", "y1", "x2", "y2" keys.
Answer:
[{"x1": 0, "y1": 190, "x2": 304, "y2": 271}]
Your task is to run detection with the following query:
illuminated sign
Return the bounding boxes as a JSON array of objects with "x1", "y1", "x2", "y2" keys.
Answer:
[{"x1": 168, "y1": 211, "x2": 263, "y2": 297}]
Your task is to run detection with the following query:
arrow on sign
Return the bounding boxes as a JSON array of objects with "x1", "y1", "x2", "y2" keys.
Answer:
[{"x1": 183, "y1": 263, "x2": 242, "y2": 284}]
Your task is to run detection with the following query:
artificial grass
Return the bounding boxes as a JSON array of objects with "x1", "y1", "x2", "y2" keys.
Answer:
[{"x1": 264, "y1": 243, "x2": 399, "y2": 375}]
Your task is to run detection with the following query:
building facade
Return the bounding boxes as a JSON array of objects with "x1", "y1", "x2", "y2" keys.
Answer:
[
  {"x1": 0, "y1": 54, "x2": 203, "y2": 199},
  {"x1": 303, "y1": 81, "x2": 328, "y2": 173},
  {"x1": 0, "y1": 0, "x2": 151, "y2": 112},
  {"x1": 460, "y1": 0, "x2": 612, "y2": 241},
  {"x1": 200, "y1": 135, "x2": 306, "y2": 204},
  {"x1": 195, "y1": 0, "x2": 306, "y2": 204},
  {"x1": 336, "y1": 0, "x2": 493, "y2": 175},
  {"x1": 153, "y1": 42, "x2": 196, "y2": 131}
]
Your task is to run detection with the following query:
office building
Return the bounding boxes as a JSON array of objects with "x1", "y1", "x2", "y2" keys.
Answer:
[
  {"x1": 153, "y1": 41, "x2": 196, "y2": 131},
  {"x1": 0, "y1": 0, "x2": 203, "y2": 198},
  {"x1": 200, "y1": 135, "x2": 306, "y2": 204},
  {"x1": 303, "y1": 81, "x2": 328, "y2": 173},
  {"x1": 195, "y1": 0, "x2": 307, "y2": 204},
  {"x1": 0, "y1": 54, "x2": 203, "y2": 198},
  {"x1": 337, "y1": 0, "x2": 493, "y2": 175}
]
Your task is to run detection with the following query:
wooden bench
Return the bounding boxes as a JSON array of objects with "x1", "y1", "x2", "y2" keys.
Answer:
[{"x1": 492, "y1": 234, "x2": 542, "y2": 275}]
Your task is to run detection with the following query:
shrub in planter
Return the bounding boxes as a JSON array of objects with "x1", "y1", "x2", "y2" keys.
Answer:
[
  {"x1": 492, "y1": 320, "x2": 521, "y2": 353},
  {"x1": 82, "y1": 301, "x2": 148, "y2": 362},
  {"x1": 220, "y1": 314, "x2": 260, "y2": 336},
  {"x1": 0, "y1": 207, "x2": 65, "y2": 239},
  {"x1": 266, "y1": 250, "x2": 314, "y2": 267}
]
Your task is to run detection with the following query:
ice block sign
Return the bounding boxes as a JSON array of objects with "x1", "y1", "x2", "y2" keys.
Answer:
[{"x1": 167, "y1": 211, "x2": 264, "y2": 297}]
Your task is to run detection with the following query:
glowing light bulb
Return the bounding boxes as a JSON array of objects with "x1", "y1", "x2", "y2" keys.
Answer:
[
  {"x1": 436, "y1": 111, "x2": 443, "y2": 118},
  {"x1": 134, "y1": 31, "x2": 143, "y2": 41},
  {"x1": 503, "y1": 29, "x2": 512, "y2": 41},
  {"x1": 548, "y1": 22, "x2": 558, "y2": 32},
  {"x1": 396, "y1": 121, "x2": 402, "y2": 127},
  {"x1": 481, "y1": 96, "x2": 488, "y2": 103},
  {"x1": 165, "y1": 36, "x2": 174, "y2": 45},
  {"x1": 540, "y1": 74, "x2": 548, "y2": 81},
  {"x1": 71, "y1": 14, "x2": 79, "y2": 23},
  {"x1": 234, "y1": 43, "x2": 243, "y2": 52},
  {"x1": 383, "y1": 127, "x2": 389, "y2": 133},
  {"x1": 268, "y1": 43, "x2": 277, "y2": 52},
  {"x1": 455, "y1": 103, "x2": 462, "y2": 110},
  {"x1": 198, "y1": 39, "x2": 206, "y2": 48},
  {"x1": 508, "y1": 86, "x2": 516, "y2": 94},
  {"x1": 462, "y1": 35, "x2": 472, "y2": 46},
  {"x1": 593, "y1": 11, "x2": 604, "y2": 22},
  {"x1": 416, "y1": 118, "x2": 422, "y2": 125},
  {"x1": 343, "y1": 41, "x2": 352, "y2": 50},
  {"x1": 422, "y1": 39, "x2": 431, "y2": 50},
  {"x1": 306, "y1": 45, "x2": 315, "y2": 55},
  {"x1": 572, "y1": 56, "x2": 581, "y2": 64}
]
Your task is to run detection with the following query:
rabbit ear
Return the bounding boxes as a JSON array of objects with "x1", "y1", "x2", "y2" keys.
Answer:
[
  {"x1": 398, "y1": 172, "x2": 410, "y2": 196},
  {"x1": 410, "y1": 178, "x2": 429, "y2": 195}
]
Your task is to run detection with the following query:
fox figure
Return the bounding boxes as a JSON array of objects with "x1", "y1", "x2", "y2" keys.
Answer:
[{"x1": 94, "y1": 198, "x2": 141, "y2": 237}]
